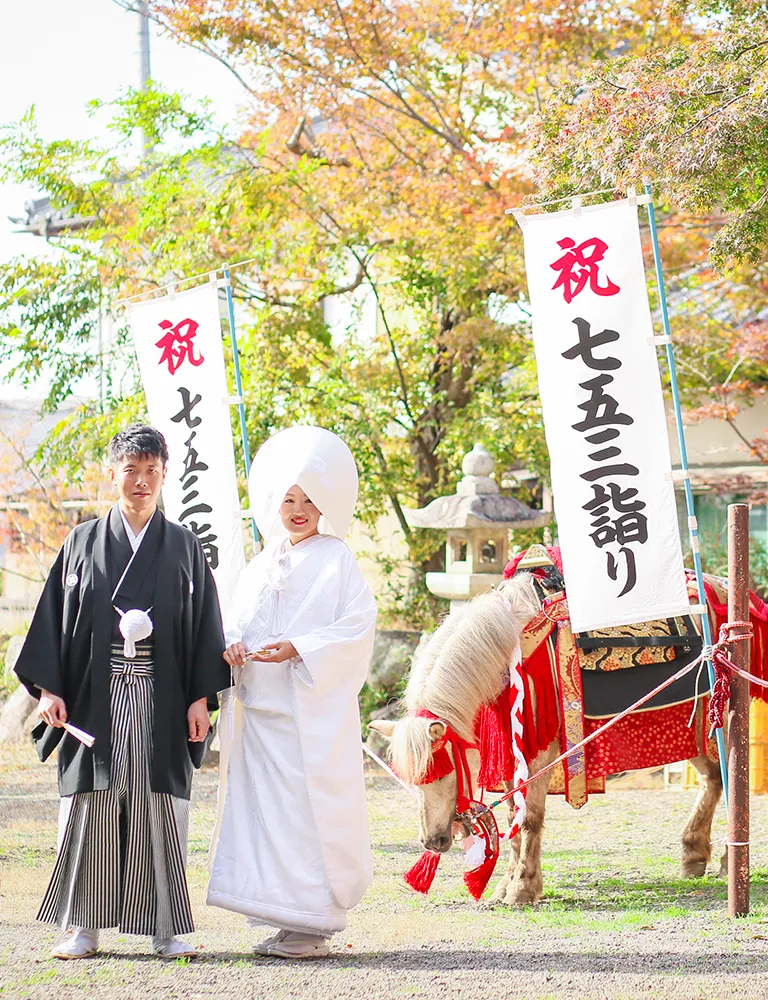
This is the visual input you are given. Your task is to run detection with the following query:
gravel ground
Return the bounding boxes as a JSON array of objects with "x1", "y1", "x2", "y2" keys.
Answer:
[{"x1": 2, "y1": 741, "x2": 768, "y2": 1000}]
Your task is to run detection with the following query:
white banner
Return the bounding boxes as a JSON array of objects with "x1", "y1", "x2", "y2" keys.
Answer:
[
  {"x1": 518, "y1": 199, "x2": 689, "y2": 631},
  {"x1": 129, "y1": 283, "x2": 246, "y2": 603}
]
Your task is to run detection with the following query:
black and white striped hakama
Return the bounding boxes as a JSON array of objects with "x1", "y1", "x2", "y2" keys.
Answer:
[{"x1": 38, "y1": 645, "x2": 194, "y2": 937}]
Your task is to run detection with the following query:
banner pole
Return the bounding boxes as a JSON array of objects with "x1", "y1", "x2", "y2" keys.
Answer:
[
  {"x1": 643, "y1": 183, "x2": 729, "y2": 803},
  {"x1": 222, "y1": 266, "x2": 259, "y2": 549}
]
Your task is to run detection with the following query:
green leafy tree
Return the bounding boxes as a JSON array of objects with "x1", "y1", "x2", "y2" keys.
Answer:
[{"x1": 2, "y1": 1, "x2": 687, "y2": 623}]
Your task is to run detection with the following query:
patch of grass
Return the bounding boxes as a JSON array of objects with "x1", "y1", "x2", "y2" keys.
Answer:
[{"x1": 0, "y1": 843, "x2": 56, "y2": 868}]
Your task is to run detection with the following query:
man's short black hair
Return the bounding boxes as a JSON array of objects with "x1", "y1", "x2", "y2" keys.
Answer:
[{"x1": 108, "y1": 425, "x2": 169, "y2": 466}]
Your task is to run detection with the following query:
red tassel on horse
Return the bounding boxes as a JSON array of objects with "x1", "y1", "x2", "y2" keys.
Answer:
[
  {"x1": 461, "y1": 802, "x2": 501, "y2": 901},
  {"x1": 403, "y1": 850, "x2": 441, "y2": 894},
  {"x1": 463, "y1": 854, "x2": 499, "y2": 901},
  {"x1": 476, "y1": 690, "x2": 513, "y2": 790}
]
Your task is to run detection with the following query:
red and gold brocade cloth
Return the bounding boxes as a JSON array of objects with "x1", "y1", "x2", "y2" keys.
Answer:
[
  {"x1": 513, "y1": 566, "x2": 768, "y2": 808},
  {"x1": 518, "y1": 590, "x2": 718, "y2": 810},
  {"x1": 582, "y1": 576, "x2": 724, "y2": 776},
  {"x1": 520, "y1": 594, "x2": 604, "y2": 810}
]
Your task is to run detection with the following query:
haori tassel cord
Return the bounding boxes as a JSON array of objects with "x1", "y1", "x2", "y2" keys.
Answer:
[{"x1": 113, "y1": 606, "x2": 153, "y2": 658}]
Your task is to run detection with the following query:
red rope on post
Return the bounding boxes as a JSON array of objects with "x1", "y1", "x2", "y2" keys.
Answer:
[{"x1": 708, "y1": 622, "x2": 753, "y2": 733}]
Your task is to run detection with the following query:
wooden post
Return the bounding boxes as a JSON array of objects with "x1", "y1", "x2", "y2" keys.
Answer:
[{"x1": 727, "y1": 503, "x2": 750, "y2": 917}]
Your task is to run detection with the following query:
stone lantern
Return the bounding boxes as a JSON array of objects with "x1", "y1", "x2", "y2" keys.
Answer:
[{"x1": 404, "y1": 443, "x2": 552, "y2": 610}]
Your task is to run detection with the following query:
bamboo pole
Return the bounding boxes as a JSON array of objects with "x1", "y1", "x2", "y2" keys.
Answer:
[
  {"x1": 223, "y1": 267, "x2": 259, "y2": 549},
  {"x1": 644, "y1": 183, "x2": 729, "y2": 802}
]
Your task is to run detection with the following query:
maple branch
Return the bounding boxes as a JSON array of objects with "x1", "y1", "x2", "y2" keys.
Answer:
[
  {"x1": 234, "y1": 276, "x2": 296, "y2": 309},
  {"x1": 399, "y1": 73, "x2": 466, "y2": 148},
  {"x1": 285, "y1": 117, "x2": 352, "y2": 167},
  {"x1": 726, "y1": 415, "x2": 766, "y2": 462},
  {"x1": 371, "y1": 441, "x2": 412, "y2": 541},
  {"x1": 319, "y1": 242, "x2": 393, "y2": 301},
  {"x1": 348, "y1": 75, "x2": 468, "y2": 156},
  {"x1": 673, "y1": 355, "x2": 715, "y2": 387},
  {"x1": 3, "y1": 507, "x2": 53, "y2": 576},
  {"x1": 745, "y1": 184, "x2": 768, "y2": 216},
  {"x1": 364, "y1": 120, "x2": 425, "y2": 170},
  {"x1": 731, "y1": 38, "x2": 768, "y2": 60},
  {"x1": 355, "y1": 255, "x2": 415, "y2": 426},
  {"x1": 0, "y1": 428, "x2": 64, "y2": 519},
  {"x1": 723, "y1": 355, "x2": 748, "y2": 390},
  {"x1": 340, "y1": 120, "x2": 370, "y2": 169},
  {"x1": 672, "y1": 90, "x2": 752, "y2": 143},
  {"x1": 594, "y1": 75, "x2": 627, "y2": 92},
  {"x1": 0, "y1": 564, "x2": 46, "y2": 584}
]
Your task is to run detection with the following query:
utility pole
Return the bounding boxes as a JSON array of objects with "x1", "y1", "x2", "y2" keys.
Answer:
[
  {"x1": 137, "y1": 1, "x2": 152, "y2": 154},
  {"x1": 138, "y1": 1, "x2": 151, "y2": 87}
]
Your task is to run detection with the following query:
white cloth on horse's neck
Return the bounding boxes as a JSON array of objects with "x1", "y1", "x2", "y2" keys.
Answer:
[
  {"x1": 119, "y1": 508, "x2": 151, "y2": 553},
  {"x1": 208, "y1": 531, "x2": 377, "y2": 933}
]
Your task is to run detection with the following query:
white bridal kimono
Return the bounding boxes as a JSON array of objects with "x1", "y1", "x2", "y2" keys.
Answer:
[{"x1": 207, "y1": 532, "x2": 377, "y2": 933}]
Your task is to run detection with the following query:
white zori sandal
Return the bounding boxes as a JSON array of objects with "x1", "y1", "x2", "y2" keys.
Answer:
[
  {"x1": 265, "y1": 932, "x2": 331, "y2": 959},
  {"x1": 51, "y1": 928, "x2": 99, "y2": 960},
  {"x1": 253, "y1": 929, "x2": 290, "y2": 955},
  {"x1": 152, "y1": 936, "x2": 198, "y2": 959}
]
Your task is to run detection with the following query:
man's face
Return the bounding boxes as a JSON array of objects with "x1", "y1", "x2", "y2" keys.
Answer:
[{"x1": 109, "y1": 453, "x2": 166, "y2": 511}]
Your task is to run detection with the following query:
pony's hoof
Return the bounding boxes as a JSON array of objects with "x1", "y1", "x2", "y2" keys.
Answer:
[
  {"x1": 477, "y1": 899, "x2": 498, "y2": 911},
  {"x1": 502, "y1": 879, "x2": 542, "y2": 906},
  {"x1": 681, "y1": 859, "x2": 708, "y2": 877}
]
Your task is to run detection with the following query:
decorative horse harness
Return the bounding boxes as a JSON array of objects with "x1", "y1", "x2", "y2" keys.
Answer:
[{"x1": 406, "y1": 708, "x2": 501, "y2": 899}]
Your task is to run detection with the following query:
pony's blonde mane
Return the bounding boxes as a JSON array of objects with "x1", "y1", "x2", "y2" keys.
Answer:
[{"x1": 390, "y1": 573, "x2": 541, "y2": 782}]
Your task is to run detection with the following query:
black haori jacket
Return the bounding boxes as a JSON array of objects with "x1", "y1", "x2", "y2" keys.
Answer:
[{"x1": 15, "y1": 505, "x2": 229, "y2": 799}]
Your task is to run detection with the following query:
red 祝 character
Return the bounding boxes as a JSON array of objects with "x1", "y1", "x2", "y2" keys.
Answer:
[
  {"x1": 155, "y1": 318, "x2": 205, "y2": 375},
  {"x1": 550, "y1": 237, "x2": 620, "y2": 304}
]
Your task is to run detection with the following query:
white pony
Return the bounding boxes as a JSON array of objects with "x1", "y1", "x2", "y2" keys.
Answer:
[{"x1": 371, "y1": 574, "x2": 725, "y2": 905}]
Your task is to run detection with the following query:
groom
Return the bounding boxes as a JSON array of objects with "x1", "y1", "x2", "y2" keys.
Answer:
[{"x1": 15, "y1": 424, "x2": 229, "y2": 960}]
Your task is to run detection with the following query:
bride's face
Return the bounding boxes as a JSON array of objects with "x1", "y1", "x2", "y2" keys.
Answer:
[{"x1": 279, "y1": 485, "x2": 322, "y2": 542}]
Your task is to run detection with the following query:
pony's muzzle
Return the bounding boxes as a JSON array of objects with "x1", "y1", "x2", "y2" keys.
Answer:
[{"x1": 423, "y1": 832, "x2": 452, "y2": 853}]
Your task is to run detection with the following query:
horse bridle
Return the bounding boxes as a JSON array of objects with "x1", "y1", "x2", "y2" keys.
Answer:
[{"x1": 414, "y1": 708, "x2": 478, "y2": 820}]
